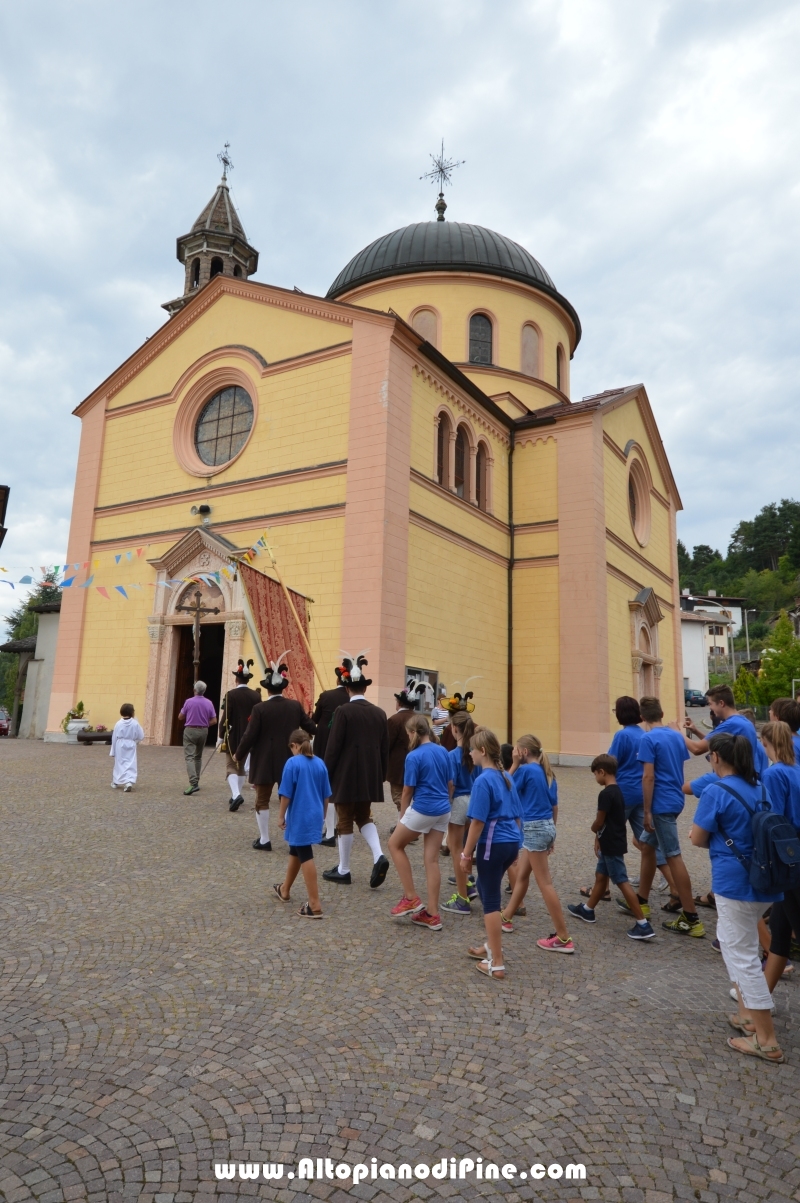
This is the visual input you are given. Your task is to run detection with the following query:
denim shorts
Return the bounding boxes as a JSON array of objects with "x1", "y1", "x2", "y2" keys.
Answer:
[
  {"x1": 640, "y1": 812, "x2": 682, "y2": 860},
  {"x1": 595, "y1": 852, "x2": 629, "y2": 885},
  {"x1": 625, "y1": 804, "x2": 666, "y2": 867},
  {"x1": 522, "y1": 818, "x2": 556, "y2": 853}
]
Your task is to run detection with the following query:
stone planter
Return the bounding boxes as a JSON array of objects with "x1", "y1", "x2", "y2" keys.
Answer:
[{"x1": 65, "y1": 719, "x2": 91, "y2": 743}]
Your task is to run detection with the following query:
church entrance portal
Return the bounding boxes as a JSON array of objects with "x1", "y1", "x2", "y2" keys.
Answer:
[{"x1": 169, "y1": 623, "x2": 226, "y2": 746}]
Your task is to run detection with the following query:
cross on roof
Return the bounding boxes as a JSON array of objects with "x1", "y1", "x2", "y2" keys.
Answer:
[
  {"x1": 420, "y1": 140, "x2": 465, "y2": 192},
  {"x1": 217, "y1": 142, "x2": 234, "y2": 181}
]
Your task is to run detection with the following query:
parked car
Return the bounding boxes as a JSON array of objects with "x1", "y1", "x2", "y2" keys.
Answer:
[
  {"x1": 0, "y1": 708, "x2": 9, "y2": 736},
  {"x1": 684, "y1": 689, "x2": 707, "y2": 707}
]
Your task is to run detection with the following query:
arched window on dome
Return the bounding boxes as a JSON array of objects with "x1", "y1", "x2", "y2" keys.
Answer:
[
  {"x1": 411, "y1": 308, "x2": 438, "y2": 348},
  {"x1": 475, "y1": 441, "x2": 490, "y2": 511},
  {"x1": 454, "y1": 425, "x2": 470, "y2": 499},
  {"x1": 469, "y1": 314, "x2": 493, "y2": 365},
  {"x1": 556, "y1": 344, "x2": 567, "y2": 393},
  {"x1": 191, "y1": 258, "x2": 201, "y2": 289},
  {"x1": 521, "y1": 324, "x2": 540, "y2": 377},
  {"x1": 436, "y1": 412, "x2": 452, "y2": 488},
  {"x1": 210, "y1": 256, "x2": 224, "y2": 279}
]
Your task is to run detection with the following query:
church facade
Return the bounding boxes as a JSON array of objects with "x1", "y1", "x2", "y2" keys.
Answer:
[{"x1": 46, "y1": 173, "x2": 683, "y2": 758}]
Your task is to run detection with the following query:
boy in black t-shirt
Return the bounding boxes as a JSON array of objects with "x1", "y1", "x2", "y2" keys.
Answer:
[{"x1": 568, "y1": 755, "x2": 655, "y2": 941}]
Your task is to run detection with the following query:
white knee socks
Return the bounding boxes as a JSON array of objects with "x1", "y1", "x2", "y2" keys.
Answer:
[
  {"x1": 360, "y1": 821, "x2": 383, "y2": 864},
  {"x1": 337, "y1": 833, "x2": 354, "y2": 875},
  {"x1": 238, "y1": 775, "x2": 248, "y2": 797},
  {"x1": 324, "y1": 804, "x2": 336, "y2": 839},
  {"x1": 256, "y1": 811, "x2": 270, "y2": 845},
  {"x1": 227, "y1": 773, "x2": 240, "y2": 800}
]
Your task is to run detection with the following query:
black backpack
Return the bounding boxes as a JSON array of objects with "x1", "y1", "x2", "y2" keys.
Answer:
[{"x1": 715, "y1": 781, "x2": 800, "y2": 893}]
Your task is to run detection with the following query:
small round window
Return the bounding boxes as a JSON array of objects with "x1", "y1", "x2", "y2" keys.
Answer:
[{"x1": 194, "y1": 386, "x2": 254, "y2": 466}]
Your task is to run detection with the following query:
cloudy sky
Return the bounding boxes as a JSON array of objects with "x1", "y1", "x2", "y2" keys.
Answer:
[{"x1": 1, "y1": 0, "x2": 799, "y2": 620}]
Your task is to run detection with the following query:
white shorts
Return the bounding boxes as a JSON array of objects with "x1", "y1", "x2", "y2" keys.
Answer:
[{"x1": 400, "y1": 806, "x2": 451, "y2": 834}]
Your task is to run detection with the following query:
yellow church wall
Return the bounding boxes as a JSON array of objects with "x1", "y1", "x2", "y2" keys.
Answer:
[
  {"x1": 345, "y1": 274, "x2": 575, "y2": 393},
  {"x1": 405, "y1": 524, "x2": 508, "y2": 734},
  {"x1": 605, "y1": 572, "x2": 637, "y2": 721},
  {"x1": 511, "y1": 564, "x2": 560, "y2": 752},
  {"x1": 513, "y1": 436, "x2": 558, "y2": 526},
  {"x1": 106, "y1": 292, "x2": 351, "y2": 412},
  {"x1": 602, "y1": 404, "x2": 669, "y2": 499},
  {"x1": 96, "y1": 351, "x2": 353, "y2": 511}
]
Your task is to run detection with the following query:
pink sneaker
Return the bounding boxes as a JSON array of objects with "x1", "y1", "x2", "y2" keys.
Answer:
[
  {"x1": 536, "y1": 932, "x2": 575, "y2": 954},
  {"x1": 411, "y1": 909, "x2": 443, "y2": 931},
  {"x1": 391, "y1": 895, "x2": 424, "y2": 918},
  {"x1": 500, "y1": 912, "x2": 514, "y2": 934}
]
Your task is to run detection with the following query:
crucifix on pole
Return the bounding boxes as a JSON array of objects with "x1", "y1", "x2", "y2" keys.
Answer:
[{"x1": 176, "y1": 589, "x2": 220, "y2": 682}]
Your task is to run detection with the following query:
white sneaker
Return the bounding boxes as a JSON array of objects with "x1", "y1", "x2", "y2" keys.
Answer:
[
  {"x1": 111, "y1": 783, "x2": 117, "y2": 789},
  {"x1": 123, "y1": 784, "x2": 132, "y2": 793}
]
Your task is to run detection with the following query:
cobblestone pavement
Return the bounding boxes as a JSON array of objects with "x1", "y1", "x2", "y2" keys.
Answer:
[{"x1": 0, "y1": 739, "x2": 797, "y2": 1203}]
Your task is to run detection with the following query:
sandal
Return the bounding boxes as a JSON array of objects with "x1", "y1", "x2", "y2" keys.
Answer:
[
  {"x1": 694, "y1": 892, "x2": 716, "y2": 909},
  {"x1": 661, "y1": 894, "x2": 682, "y2": 913},
  {"x1": 476, "y1": 958, "x2": 505, "y2": 981},
  {"x1": 581, "y1": 886, "x2": 611, "y2": 901},
  {"x1": 272, "y1": 883, "x2": 289, "y2": 903},
  {"x1": 297, "y1": 902, "x2": 323, "y2": 918},
  {"x1": 726, "y1": 1034, "x2": 785, "y2": 1063},
  {"x1": 467, "y1": 943, "x2": 490, "y2": 960},
  {"x1": 728, "y1": 1014, "x2": 755, "y2": 1034}
]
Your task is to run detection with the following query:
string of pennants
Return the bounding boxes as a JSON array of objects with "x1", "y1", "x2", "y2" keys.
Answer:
[{"x1": 0, "y1": 534, "x2": 270, "y2": 598}]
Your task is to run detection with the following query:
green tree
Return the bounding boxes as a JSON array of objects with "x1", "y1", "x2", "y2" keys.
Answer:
[{"x1": 753, "y1": 612, "x2": 800, "y2": 705}]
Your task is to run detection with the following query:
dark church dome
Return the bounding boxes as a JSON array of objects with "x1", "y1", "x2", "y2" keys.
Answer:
[{"x1": 327, "y1": 221, "x2": 580, "y2": 342}]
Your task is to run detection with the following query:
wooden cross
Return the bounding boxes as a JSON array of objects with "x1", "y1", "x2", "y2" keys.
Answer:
[{"x1": 176, "y1": 589, "x2": 220, "y2": 681}]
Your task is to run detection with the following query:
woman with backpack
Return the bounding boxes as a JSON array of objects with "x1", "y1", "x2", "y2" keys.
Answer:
[
  {"x1": 760, "y1": 721, "x2": 800, "y2": 994},
  {"x1": 690, "y1": 731, "x2": 785, "y2": 1063}
]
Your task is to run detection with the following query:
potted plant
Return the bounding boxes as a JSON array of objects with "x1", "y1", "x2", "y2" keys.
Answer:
[{"x1": 62, "y1": 701, "x2": 90, "y2": 742}]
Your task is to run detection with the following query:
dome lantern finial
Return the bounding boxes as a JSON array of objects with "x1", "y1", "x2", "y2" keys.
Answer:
[
  {"x1": 420, "y1": 140, "x2": 464, "y2": 221},
  {"x1": 217, "y1": 141, "x2": 233, "y2": 182}
]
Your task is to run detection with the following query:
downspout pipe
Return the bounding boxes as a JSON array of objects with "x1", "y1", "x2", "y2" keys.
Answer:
[{"x1": 507, "y1": 428, "x2": 515, "y2": 743}]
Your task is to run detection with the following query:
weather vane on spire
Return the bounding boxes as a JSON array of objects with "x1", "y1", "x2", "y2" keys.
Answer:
[
  {"x1": 217, "y1": 142, "x2": 234, "y2": 181},
  {"x1": 420, "y1": 140, "x2": 465, "y2": 221}
]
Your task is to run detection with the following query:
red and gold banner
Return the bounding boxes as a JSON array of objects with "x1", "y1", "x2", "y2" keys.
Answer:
[{"x1": 238, "y1": 561, "x2": 314, "y2": 714}]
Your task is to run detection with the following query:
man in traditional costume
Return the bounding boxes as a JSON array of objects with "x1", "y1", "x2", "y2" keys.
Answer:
[
  {"x1": 219, "y1": 659, "x2": 261, "y2": 812},
  {"x1": 387, "y1": 678, "x2": 425, "y2": 815},
  {"x1": 311, "y1": 675, "x2": 350, "y2": 845},
  {"x1": 235, "y1": 655, "x2": 315, "y2": 851},
  {"x1": 322, "y1": 655, "x2": 390, "y2": 887}
]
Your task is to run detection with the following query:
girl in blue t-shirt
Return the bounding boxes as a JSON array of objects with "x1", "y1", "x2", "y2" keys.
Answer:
[
  {"x1": 760, "y1": 721, "x2": 800, "y2": 995},
  {"x1": 690, "y1": 730, "x2": 784, "y2": 1063},
  {"x1": 500, "y1": 734, "x2": 573, "y2": 953},
  {"x1": 388, "y1": 715, "x2": 454, "y2": 931},
  {"x1": 461, "y1": 727, "x2": 523, "y2": 980},
  {"x1": 441, "y1": 712, "x2": 481, "y2": 916},
  {"x1": 274, "y1": 729, "x2": 332, "y2": 918}
]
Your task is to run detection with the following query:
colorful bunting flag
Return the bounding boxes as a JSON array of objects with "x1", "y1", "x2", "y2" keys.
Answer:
[
  {"x1": 126, "y1": 551, "x2": 133, "y2": 561},
  {"x1": 97, "y1": 587, "x2": 109, "y2": 599},
  {"x1": 60, "y1": 576, "x2": 76, "y2": 588},
  {"x1": 115, "y1": 555, "x2": 122, "y2": 564},
  {"x1": 78, "y1": 575, "x2": 95, "y2": 588},
  {"x1": 115, "y1": 586, "x2": 128, "y2": 598},
  {"x1": 19, "y1": 575, "x2": 32, "y2": 584}
]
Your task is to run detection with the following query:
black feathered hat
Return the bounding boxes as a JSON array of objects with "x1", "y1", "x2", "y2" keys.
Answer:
[
  {"x1": 335, "y1": 651, "x2": 372, "y2": 689},
  {"x1": 394, "y1": 676, "x2": 426, "y2": 709},
  {"x1": 260, "y1": 650, "x2": 291, "y2": 692},
  {"x1": 233, "y1": 658, "x2": 255, "y2": 682}
]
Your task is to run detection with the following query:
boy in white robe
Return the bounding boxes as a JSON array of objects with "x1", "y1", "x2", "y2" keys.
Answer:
[{"x1": 111, "y1": 704, "x2": 144, "y2": 792}]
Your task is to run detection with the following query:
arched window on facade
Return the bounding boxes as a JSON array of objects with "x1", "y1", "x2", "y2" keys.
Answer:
[
  {"x1": 210, "y1": 256, "x2": 224, "y2": 279},
  {"x1": 436, "y1": 412, "x2": 452, "y2": 488},
  {"x1": 556, "y1": 344, "x2": 566, "y2": 393},
  {"x1": 639, "y1": 625, "x2": 654, "y2": 696},
  {"x1": 191, "y1": 258, "x2": 201, "y2": 288},
  {"x1": 454, "y1": 426, "x2": 469, "y2": 499},
  {"x1": 469, "y1": 313, "x2": 493, "y2": 364},
  {"x1": 411, "y1": 308, "x2": 438, "y2": 347},
  {"x1": 521, "y1": 324, "x2": 539, "y2": 377},
  {"x1": 233, "y1": 264, "x2": 242, "y2": 278},
  {"x1": 475, "y1": 442, "x2": 489, "y2": 511}
]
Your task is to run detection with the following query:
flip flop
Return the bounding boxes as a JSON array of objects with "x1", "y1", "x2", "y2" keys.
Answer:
[
  {"x1": 726, "y1": 1034, "x2": 784, "y2": 1063},
  {"x1": 581, "y1": 887, "x2": 610, "y2": 902},
  {"x1": 661, "y1": 895, "x2": 682, "y2": 913},
  {"x1": 272, "y1": 883, "x2": 290, "y2": 903},
  {"x1": 297, "y1": 902, "x2": 323, "y2": 918},
  {"x1": 694, "y1": 892, "x2": 716, "y2": 909}
]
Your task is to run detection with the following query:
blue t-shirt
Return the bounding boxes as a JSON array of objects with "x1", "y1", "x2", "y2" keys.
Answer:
[
  {"x1": 513, "y1": 761, "x2": 558, "y2": 822},
  {"x1": 693, "y1": 776, "x2": 782, "y2": 903},
  {"x1": 763, "y1": 761, "x2": 800, "y2": 830},
  {"x1": 637, "y1": 726, "x2": 690, "y2": 815},
  {"x1": 608, "y1": 724, "x2": 644, "y2": 809},
  {"x1": 690, "y1": 772, "x2": 718, "y2": 797},
  {"x1": 404, "y1": 742, "x2": 453, "y2": 816},
  {"x1": 278, "y1": 754, "x2": 331, "y2": 847},
  {"x1": 467, "y1": 769, "x2": 522, "y2": 845},
  {"x1": 793, "y1": 733, "x2": 800, "y2": 765},
  {"x1": 712, "y1": 714, "x2": 769, "y2": 778},
  {"x1": 448, "y1": 746, "x2": 481, "y2": 796}
]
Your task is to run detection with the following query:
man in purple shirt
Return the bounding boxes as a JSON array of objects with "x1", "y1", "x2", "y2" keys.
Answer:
[{"x1": 178, "y1": 680, "x2": 217, "y2": 795}]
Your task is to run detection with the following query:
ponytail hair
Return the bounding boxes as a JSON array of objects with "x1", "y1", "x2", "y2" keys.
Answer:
[
  {"x1": 515, "y1": 733, "x2": 554, "y2": 786},
  {"x1": 289, "y1": 728, "x2": 313, "y2": 757},
  {"x1": 451, "y1": 710, "x2": 476, "y2": 769},
  {"x1": 406, "y1": 713, "x2": 434, "y2": 751},
  {"x1": 707, "y1": 731, "x2": 756, "y2": 786},
  {"x1": 470, "y1": 726, "x2": 512, "y2": 790},
  {"x1": 760, "y1": 720, "x2": 795, "y2": 767}
]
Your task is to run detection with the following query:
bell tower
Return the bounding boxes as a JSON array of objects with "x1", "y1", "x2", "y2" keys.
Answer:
[{"x1": 162, "y1": 145, "x2": 259, "y2": 316}]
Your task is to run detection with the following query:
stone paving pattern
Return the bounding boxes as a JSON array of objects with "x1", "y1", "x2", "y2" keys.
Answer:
[{"x1": 0, "y1": 736, "x2": 797, "y2": 1203}]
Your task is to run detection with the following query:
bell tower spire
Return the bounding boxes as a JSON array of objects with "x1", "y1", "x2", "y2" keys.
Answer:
[{"x1": 162, "y1": 146, "x2": 259, "y2": 316}]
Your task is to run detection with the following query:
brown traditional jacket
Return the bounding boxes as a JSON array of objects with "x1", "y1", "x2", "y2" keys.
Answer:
[
  {"x1": 311, "y1": 685, "x2": 349, "y2": 759},
  {"x1": 220, "y1": 685, "x2": 261, "y2": 754},
  {"x1": 235, "y1": 695, "x2": 315, "y2": 785},
  {"x1": 386, "y1": 707, "x2": 412, "y2": 787},
  {"x1": 324, "y1": 698, "x2": 388, "y2": 806}
]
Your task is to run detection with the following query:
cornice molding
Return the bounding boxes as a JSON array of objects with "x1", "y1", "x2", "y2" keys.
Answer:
[
  {"x1": 514, "y1": 520, "x2": 558, "y2": 535},
  {"x1": 606, "y1": 561, "x2": 674, "y2": 611},
  {"x1": 412, "y1": 364, "x2": 510, "y2": 446},
  {"x1": 409, "y1": 510, "x2": 509, "y2": 568},
  {"x1": 458, "y1": 363, "x2": 570, "y2": 407},
  {"x1": 603, "y1": 431, "x2": 671, "y2": 511},
  {"x1": 606, "y1": 528, "x2": 673, "y2": 587},
  {"x1": 91, "y1": 502, "x2": 346, "y2": 551},
  {"x1": 410, "y1": 468, "x2": 508, "y2": 533}
]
